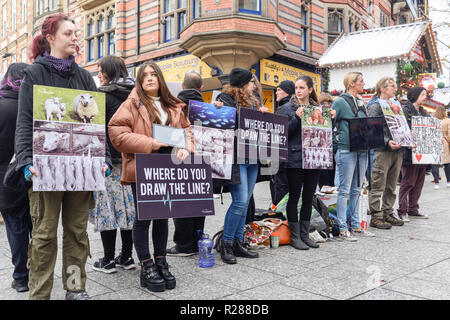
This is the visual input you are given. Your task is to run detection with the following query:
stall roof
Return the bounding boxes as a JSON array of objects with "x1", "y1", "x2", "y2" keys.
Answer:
[{"x1": 318, "y1": 21, "x2": 442, "y2": 75}]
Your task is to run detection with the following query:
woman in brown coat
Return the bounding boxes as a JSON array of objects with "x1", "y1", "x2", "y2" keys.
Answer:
[{"x1": 108, "y1": 61, "x2": 193, "y2": 292}]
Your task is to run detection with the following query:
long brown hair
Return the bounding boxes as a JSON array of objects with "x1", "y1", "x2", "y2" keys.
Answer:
[
  {"x1": 136, "y1": 60, "x2": 184, "y2": 125},
  {"x1": 221, "y1": 83, "x2": 259, "y2": 110},
  {"x1": 296, "y1": 75, "x2": 319, "y2": 104}
]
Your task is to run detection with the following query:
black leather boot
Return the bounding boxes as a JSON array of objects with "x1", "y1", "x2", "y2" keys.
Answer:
[
  {"x1": 288, "y1": 221, "x2": 309, "y2": 250},
  {"x1": 140, "y1": 259, "x2": 166, "y2": 292},
  {"x1": 220, "y1": 239, "x2": 237, "y2": 264},
  {"x1": 232, "y1": 238, "x2": 259, "y2": 258},
  {"x1": 155, "y1": 257, "x2": 176, "y2": 290},
  {"x1": 300, "y1": 220, "x2": 320, "y2": 248}
]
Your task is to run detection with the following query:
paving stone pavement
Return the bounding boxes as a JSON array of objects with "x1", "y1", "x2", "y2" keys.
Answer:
[{"x1": 1, "y1": 169, "x2": 450, "y2": 300}]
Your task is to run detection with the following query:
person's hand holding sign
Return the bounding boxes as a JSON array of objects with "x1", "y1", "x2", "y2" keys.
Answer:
[
  {"x1": 295, "y1": 107, "x2": 304, "y2": 119},
  {"x1": 176, "y1": 149, "x2": 189, "y2": 162},
  {"x1": 152, "y1": 139, "x2": 168, "y2": 151}
]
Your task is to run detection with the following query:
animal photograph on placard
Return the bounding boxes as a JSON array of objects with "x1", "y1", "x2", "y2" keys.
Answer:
[
  {"x1": 32, "y1": 85, "x2": 106, "y2": 191},
  {"x1": 379, "y1": 99, "x2": 415, "y2": 147},
  {"x1": 33, "y1": 85, "x2": 105, "y2": 125}
]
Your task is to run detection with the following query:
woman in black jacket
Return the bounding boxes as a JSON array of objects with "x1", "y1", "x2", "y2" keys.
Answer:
[
  {"x1": 14, "y1": 13, "x2": 108, "y2": 300},
  {"x1": 277, "y1": 75, "x2": 335, "y2": 250},
  {"x1": 215, "y1": 68, "x2": 268, "y2": 264},
  {"x1": 0, "y1": 63, "x2": 32, "y2": 293},
  {"x1": 90, "y1": 56, "x2": 137, "y2": 274}
]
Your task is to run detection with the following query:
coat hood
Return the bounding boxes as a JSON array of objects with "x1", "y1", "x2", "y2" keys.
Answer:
[
  {"x1": 99, "y1": 78, "x2": 135, "y2": 101},
  {"x1": 177, "y1": 89, "x2": 203, "y2": 105}
]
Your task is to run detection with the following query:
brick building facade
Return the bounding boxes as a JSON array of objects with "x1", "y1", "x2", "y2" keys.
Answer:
[{"x1": 1, "y1": 1, "x2": 420, "y2": 107}]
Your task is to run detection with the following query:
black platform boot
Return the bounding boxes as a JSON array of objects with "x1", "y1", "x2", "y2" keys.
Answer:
[
  {"x1": 232, "y1": 238, "x2": 259, "y2": 258},
  {"x1": 155, "y1": 257, "x2": 176, "y2": 290},
  {"x1": 140, "y1": 259, "x2": 166, "y2": 292}
]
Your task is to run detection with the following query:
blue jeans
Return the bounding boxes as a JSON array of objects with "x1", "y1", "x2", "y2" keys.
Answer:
[
  {"x1": 336, "y1": 149, "x2": 368, "y2": 232},
  {"x1": 223, "y1": 164, "x2": 259, "y2": 242},
  {"x1": 1, "y1": 202, "x2": 32, "y2": 286}
]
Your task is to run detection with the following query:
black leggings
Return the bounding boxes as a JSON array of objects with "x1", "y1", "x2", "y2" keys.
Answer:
[
  {"x1": 286, "y1": 168, "x2": 320, "y2": 223},
  {"x1": 131, "y1": 183, "x2": 168, "y2": 261},
  {"x1": 100, "y1": 229, "x2": 133, "y2": 261}
]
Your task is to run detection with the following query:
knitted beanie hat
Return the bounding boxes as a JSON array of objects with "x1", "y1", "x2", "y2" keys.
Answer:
[
  {"x1": 407, "y1": 87, "x2": 426, "y2": 103},
  {"x1": 277, "y1": 80, "x2": 295, "y2": 95},
  {"x1": 229, "y1": 68, "x2": 253, "y2": 88}
]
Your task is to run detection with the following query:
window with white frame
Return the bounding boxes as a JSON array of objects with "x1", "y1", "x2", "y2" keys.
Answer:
[
  {"x1": 380, "y1": 11, "x2": 388, "y2": 27},
  {"x1": 22, "y1": 47, "x2": 27, "y2": 62},
  {"x1": 22, "y1": 0, "x2": 27, "y2": 23},
  {"x1": 2, "y1": 60, "x2": 8, "y2": 75},
  {"x1": 85, "y1": 7, "x2": 115, "y2": 63},
  {"x1": 38, "y1": 0, "x2": 45, "y2": 15},
  {"x1": 12, "y1": 0, "x2": 17, "y2": 31},
  {"x1": 49, "y1": 0, "x2": 57, "y2": 11},
  {"x1": 2, "y1": 5, "x2": 6, "y2": 37}
]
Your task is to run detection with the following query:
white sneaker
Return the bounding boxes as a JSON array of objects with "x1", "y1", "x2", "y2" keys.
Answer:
[
  {"x1": 434, "y1": 184, "x2": 440, "y2": 190},
  {"x1": 339, "y1": 230, "x2": 358, "y2": 242},
  {"x1": 447, "y1": 182, "x2": 450, "y2": 188},
  {"x1": 309, "y1": 230, "x2": 326, "y2": 243},
  {"x1": 399, "y1": 214, "x2": 410, "y2": 222},
  {"x1": 352, "y1": 228, "x2": 375, "y2": 237}
]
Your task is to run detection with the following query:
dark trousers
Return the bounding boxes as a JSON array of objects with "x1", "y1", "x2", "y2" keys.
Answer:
[
  {"x1": 398, "y1": 165, "x2": 427, "y2": 216},
  {"x1": 100, "y1": 229, "x2": 133, "y2": 261},
  {"x1": 286, "y1": 168, "x2": 320, "y2": 222},
  {"x1": 173, "y1": 216, "x2": 205, "y2": 253},
  {"x1": 432, "y1": 164, "x2": 450, "y2": 183},
  {"x1": 131, "y1": 183, "x2": 168, "y2": 261},
  {"x1": 1, "y1": 201, "x2": 32, "y2": 286},
  {"x1": 270, "y1": 167, "x2": 289, "y2": 206}
]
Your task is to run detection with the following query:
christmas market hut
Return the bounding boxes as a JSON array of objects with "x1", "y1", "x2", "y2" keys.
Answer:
[{"x1": 317, "y1": 21, "x2": 442, "y2": 105}]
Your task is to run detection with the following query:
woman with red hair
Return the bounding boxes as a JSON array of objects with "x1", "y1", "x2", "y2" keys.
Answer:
[{"x1": 15, "y1": 14, "x2": 109, "y2": 300}]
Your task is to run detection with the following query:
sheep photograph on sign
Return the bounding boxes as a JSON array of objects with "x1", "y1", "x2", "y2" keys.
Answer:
[{"x1": 32, "y1": 85, "x2": 106, "y2": 191}]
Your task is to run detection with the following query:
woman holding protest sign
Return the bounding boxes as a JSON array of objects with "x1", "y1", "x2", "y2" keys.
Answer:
[
  {"x1": 90, "y1": 56, "x2": 137, "y2": 274},
  {"x1": 215, "y1": 68, "x2": 269, "y2": 264},
  {"x1": 332, "y1": 72, "x2": 370, "y2": 241},
  {"x1": 397, "y1": 87, "x2": 430, "y2": 220},
  {"x1": 277, "y1": 75, "x2": 335, "y2": 250},
  {"x1": 14, "y1": 14, "x2": 110, "y2": 300},
  {"x1": 108, "y1": 60, "x2": 194, "y2": 292}
]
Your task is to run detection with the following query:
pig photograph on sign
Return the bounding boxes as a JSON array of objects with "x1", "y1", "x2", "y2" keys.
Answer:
[
  {"x1": 301, "y1": 105, "x2": 333, "y2": 170},
  {"x1": 188, "y1": 100, "x2": 236, "y2": 180},
  {"x1": 32, "y1": 85, "x2": 106, "y2": 191},
  {"x1": 379, "y1": 99, "x2": 415, "y2": 147},
  {"x1": 411, "y1": 116, "x2": 443, "y2": 164}
]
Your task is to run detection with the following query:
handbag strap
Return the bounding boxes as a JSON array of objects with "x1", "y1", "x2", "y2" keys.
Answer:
[{"x1": 262, "y1": 218, "x2": 283, "y2": 230}]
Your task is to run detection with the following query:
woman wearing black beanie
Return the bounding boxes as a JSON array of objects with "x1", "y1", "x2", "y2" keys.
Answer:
[
  {"x1": 215, "y1": 68, "x2": 269, "y2": 264},
  {"x1": 397, "y1": 86, "x2": 430, "y2": 221}
]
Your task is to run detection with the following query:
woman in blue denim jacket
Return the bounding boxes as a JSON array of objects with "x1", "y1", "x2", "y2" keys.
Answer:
[{"x1": 332, "y1": 72, "x2": 370, "y2": 241}]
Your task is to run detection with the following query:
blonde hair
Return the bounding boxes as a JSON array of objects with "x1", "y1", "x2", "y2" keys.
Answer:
[
  {"x1": 435, "y1": 106, "x2": 447, "y2": 120},
  {"x1": 372, "y1": 77, "x2": 395, "y2": 99},
  {"x1": 343, "y1": 72, "x2": 363, "y2": 92}
]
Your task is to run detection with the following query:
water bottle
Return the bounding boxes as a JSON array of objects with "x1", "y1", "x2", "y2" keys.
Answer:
[{"x1": 198, "y1": 232, "x2": 214, "y2": 268}]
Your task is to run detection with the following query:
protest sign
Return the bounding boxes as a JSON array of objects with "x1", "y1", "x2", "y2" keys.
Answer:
[
  {"x1": 379, "y1": 99, "x2": 415, "y2": 147},
  {"x1": 301, "y1": 105, "x2": 333, "y2": 169},
  {"x1": 135, "y1": 154, "x2": 215, "y2": 220},
  {"x1": 348, "y1": 117, "x2": 384, "y2": 152},
  {"x1": 237, "y1": 108, "x2": 288, "y2": 162},
  {"x1": 32, "y1": 85, "x2": 106, "y2": 191},
  {"x1": 411, "y1": 116, "x2": 443, "y2": 164},
  {"x1": 188, "y1": 100, "x2": 236, "y2": 179}
]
